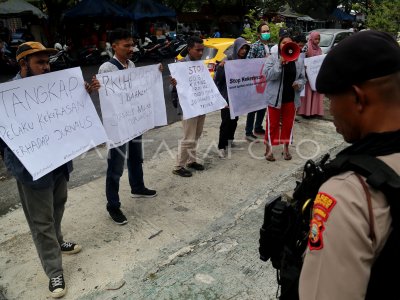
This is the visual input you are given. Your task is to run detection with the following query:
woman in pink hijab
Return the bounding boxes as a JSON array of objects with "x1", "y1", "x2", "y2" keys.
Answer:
[{"x1": 298, "y1": 31, "x2": 324, "y2": 117}]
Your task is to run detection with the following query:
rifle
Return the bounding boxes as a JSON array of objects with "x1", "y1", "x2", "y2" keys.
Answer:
[{"x1": 259, "y1": 154, "x2": 330, "y2": 299}]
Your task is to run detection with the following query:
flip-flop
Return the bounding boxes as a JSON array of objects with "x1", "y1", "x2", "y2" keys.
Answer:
[
  {"x1": 282, "y1": 152, "x2": 292, "y2": 160},
  {"x1": 265, "y1": 152, "x2": 276, "y2": 161}
]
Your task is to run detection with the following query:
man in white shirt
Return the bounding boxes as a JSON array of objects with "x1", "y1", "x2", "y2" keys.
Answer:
[{"x1": 96, "y1": 29, "x2": 161, "y2": 225}]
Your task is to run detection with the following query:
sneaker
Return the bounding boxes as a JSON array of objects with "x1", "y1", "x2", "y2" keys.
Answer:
[
  {"x1": 218, "y1": 149, "x2": 226, "y2": 159},
  {"x1": 49, "y1": 274, "x2": 66, "y2": 298},
  {"x1": 60, "y1": 242, "x2": 82, "y2": 255},
  {"x1": 131, "y1": 188, "x2": 157, "y2": 198},
  {"x1": 107, "y1": 208, "x2": 128, "y2": 225},
  {"x1": 254, "y1": 128, "x2": 266, "y2": 135},
  {"x1": 172, "y1": 167, "x2": 192, "y2": 177},
  {"x1": 245, "y1": 134, "x2": 260, "y2": 143},
  {"x1": 187, "y1": 162, "x2": 205, "y2": 171}
]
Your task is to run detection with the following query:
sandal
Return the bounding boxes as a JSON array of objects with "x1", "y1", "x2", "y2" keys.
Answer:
[
  {"x1": 265, "y1": 152, "x2": 276, "y2": 161},
  {"x1": 282, "y1": 152, "x2": 292, "y2": 160}
]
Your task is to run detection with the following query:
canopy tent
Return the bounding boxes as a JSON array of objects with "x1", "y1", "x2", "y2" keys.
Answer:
[
  {"x1": 63, "y1": 0, "x2": 132, "y2": 19},
  {"x1": 277, "y1": 4, "x2": 314, "y2": 21},
  {"x1": 0, "y1": 0, "x2": 47, "y2": 19},
  {"x1": 277, "y1": 4, "x2": 301, "y2": 18},
  {"x1": 330, "y1": 8, "x2": 356, "y2": 21},
  {"x1": 128, "y1": 0, "x2": 176, "y2": 20},
  {"x1": 297, "y1": 15, "x2": 315, "y2": 22}
]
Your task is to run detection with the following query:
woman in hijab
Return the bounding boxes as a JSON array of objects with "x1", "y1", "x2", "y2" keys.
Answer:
[
  {"x1": 215, "y1": 37, "x2": 250, "y2": 158},
  {"x1": 298, "y1": 31, "x2": 325, "y2": 118}
]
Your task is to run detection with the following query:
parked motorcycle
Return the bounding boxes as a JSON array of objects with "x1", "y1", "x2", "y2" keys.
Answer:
[
  {"x1": 132, "y1": 35, "x2": 159, "y2": 62},
  {"x1": 140, "y1": 41, "x2": 163, "y2": 62},
  {"x1": 131, "y1": 43, "x2": 142, "y2": 63},
  {"x1": 171, "y1": 35, "x2": 187, "y2": 57},
  {"x1": 0, "y1": 41, "x2": 18, "y2": 74},
  {"x1": 49, "y1": 43, "x2": 77, "y2": 71},
  {"x1": 157, "y1": 37, "x2": 174, "y2": 58},
  {"x1": 78, "y1": 45, "x2": 104, "y2": 65},
  {"x1": 100, "y1": 42, "x2": 113, "y2": 62},
  {"x1": 0, "y1": 52, "x2": 18, "y2": 75}
]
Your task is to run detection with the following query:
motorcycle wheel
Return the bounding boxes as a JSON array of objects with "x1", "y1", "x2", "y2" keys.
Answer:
[{"x1": 132, "y1": 52, "x2": 141, "y2": 63}]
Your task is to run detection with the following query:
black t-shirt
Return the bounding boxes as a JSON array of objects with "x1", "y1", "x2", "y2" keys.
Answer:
[{"x1": 282, "y1": 61, "x2": 296, "y2": 103}]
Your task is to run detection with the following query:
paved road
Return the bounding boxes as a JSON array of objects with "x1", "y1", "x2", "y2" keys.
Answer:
[
  {"x1": 0, "y1": 58, "x2": 334, "y2": 217},
  {"x1": 0, "y1": 57, "x2": 344, "y2": 300},
  {"x1": 0, "y1": 58, "x2": 180, "y2": 216},
  {"x1": 0, "y1": 110, "x2": 345, "y2": 299}
]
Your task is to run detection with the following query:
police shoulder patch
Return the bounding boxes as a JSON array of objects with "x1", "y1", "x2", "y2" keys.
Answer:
[{"x1": 308, "y1": 192, "x2": 337, "y2": 251}]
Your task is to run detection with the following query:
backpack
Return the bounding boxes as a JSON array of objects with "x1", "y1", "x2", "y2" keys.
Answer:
[{"x1": 259, "y1": 154, "x2": 400, "y2": 299}]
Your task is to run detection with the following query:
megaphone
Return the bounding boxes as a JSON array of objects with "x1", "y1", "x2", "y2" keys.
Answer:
[{"x1": 281, "y1": 42, "x2": 300, "y2": 62}]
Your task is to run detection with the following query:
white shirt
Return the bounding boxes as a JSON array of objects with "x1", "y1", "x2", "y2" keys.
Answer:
[
  {"x1": 270, "y1": 44, "x2": 278, "y2": 54},
  {"x1": 98, "y1": 55, "x2": 135, "y2": 74}
]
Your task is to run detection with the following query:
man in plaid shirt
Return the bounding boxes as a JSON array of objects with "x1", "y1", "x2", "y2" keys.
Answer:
[{"x1": 245, "y1": 22, "x2": 271, "y2": 142}]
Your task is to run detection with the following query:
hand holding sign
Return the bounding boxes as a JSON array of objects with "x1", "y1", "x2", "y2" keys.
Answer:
[
  {"x1": 97, "y1": 64, "x2": 167, "y2": 148},
  {"x1": 168, "y1": 60, "x2": 227, "y2": 120},
  {"x1": 0, "y1": 67, "x2": 108, "y2": 180}
]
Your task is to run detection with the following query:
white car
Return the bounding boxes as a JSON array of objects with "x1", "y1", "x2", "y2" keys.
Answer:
[{"x1": 307, "y1": 29, "x2": 353, "y2": 54}]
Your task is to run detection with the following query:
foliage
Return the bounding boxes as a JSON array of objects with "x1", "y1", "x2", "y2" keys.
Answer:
[
  {"x1": 286, "y1": 0, "x2": 340, "y2": 18},
  {"x1": 259, "y1": 0, "x2": 287, "y2": 13},
  {"x1": 366, "y1": 0, "x2": 400, "y2": 35},
  {"x1": 241, "y1": 9, "x2": 285, "y2": 44}
]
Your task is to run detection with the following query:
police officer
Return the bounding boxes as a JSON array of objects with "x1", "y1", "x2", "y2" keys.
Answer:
[{"x1": 299, "y1": 31, "x2": 400, "y2": 299}]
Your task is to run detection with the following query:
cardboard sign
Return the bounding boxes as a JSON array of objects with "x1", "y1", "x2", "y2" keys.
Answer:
[
  {"x1": 97, "y1": 64, "x2": 167, "y2": 148},
  {"x1": 304, "y1": 54, "x2": 326, "y2": 91},
  {"x1": 0, "y1": 67, "x2": 108, "y2": 180},
  {"x1": 168, "y1": 60, "x2": 227, "y2": 119},
  {"x1": 224, "y1": 58, "x2": 268, "y2": 118}
]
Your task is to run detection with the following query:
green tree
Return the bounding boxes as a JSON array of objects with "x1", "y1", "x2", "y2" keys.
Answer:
[
  {"x1": 366, "y1": 0, "x2": 400, "y2": 35},
  {"x1": 241, "y1": 9, "x2": 285, "y2": 44},
  {"x1": 259, "y1": 0, "x2": 287, "y2": 13},
  {"x1": 286, "y1": 0, "x2": 340, "y2": 18}
]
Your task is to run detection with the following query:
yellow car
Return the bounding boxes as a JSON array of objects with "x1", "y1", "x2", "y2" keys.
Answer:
[{"x1": 175, "y1": 38, "x2": 235, "y2": 78}]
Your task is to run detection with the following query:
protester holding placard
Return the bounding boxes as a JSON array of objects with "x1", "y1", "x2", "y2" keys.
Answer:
[
  {"x1": 245, "y1": 22, "x2": 270, "y2": 142},
  {"x1": 0, "y1": 41, "x2": 97, "y2": 298},
  {"x1": 170, "y1": 36, "x2": 206, "y2": 177},
  {"x1": 215, "y1": 37, "x2": 250, "y2": 158},
  {"x1": 95, "y1": 29, "x2": 158, "y2": 225},
  {"x1": 298, "y1": 31, "x2": 325, "y2": 117},
  {"x1": 263, "y1": 36, "x2": 306, "y2": 161}
]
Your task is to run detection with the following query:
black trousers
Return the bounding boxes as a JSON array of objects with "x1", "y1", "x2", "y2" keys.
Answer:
[{"x1": 218, "y1": 107, "x2": 238, "y2": 150}]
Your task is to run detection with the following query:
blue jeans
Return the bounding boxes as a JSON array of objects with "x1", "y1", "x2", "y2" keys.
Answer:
[
  {"x1": 245, "y1": 108, "x2": 266, "y2": 135},
  {"x1": 106, "y1": 135, "x2": 144, "y2": 210}
]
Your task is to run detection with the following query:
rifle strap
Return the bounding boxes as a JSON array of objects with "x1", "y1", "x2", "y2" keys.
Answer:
[{"x1": 355, "y1": 174, "x2": 376, "y2": 242}]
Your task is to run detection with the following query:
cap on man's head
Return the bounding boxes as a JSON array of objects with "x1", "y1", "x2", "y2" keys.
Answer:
[
  {"x1": 316, "y1": 30, "x2": 400, "y2": 94},
  {"x1": 16, "y1": 41, "x2": 58, "y2": 61}
]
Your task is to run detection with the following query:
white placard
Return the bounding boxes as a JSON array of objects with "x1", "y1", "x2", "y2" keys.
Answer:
[
  {"x1": 0, "y1": 67, "x2": 108, "y2": 180},
  {"x1": 97, "y1": 64, "x2": 167, "y2": 148},
  {"x1": 304, "y1": 54, "x2": 326, "y2": 91},
  {"x1": 168, "y1": 60, "x2": 227, "y2": 120},
  {"x1": 225, "y1": 58, "x2": 268, "y2": 119}
]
